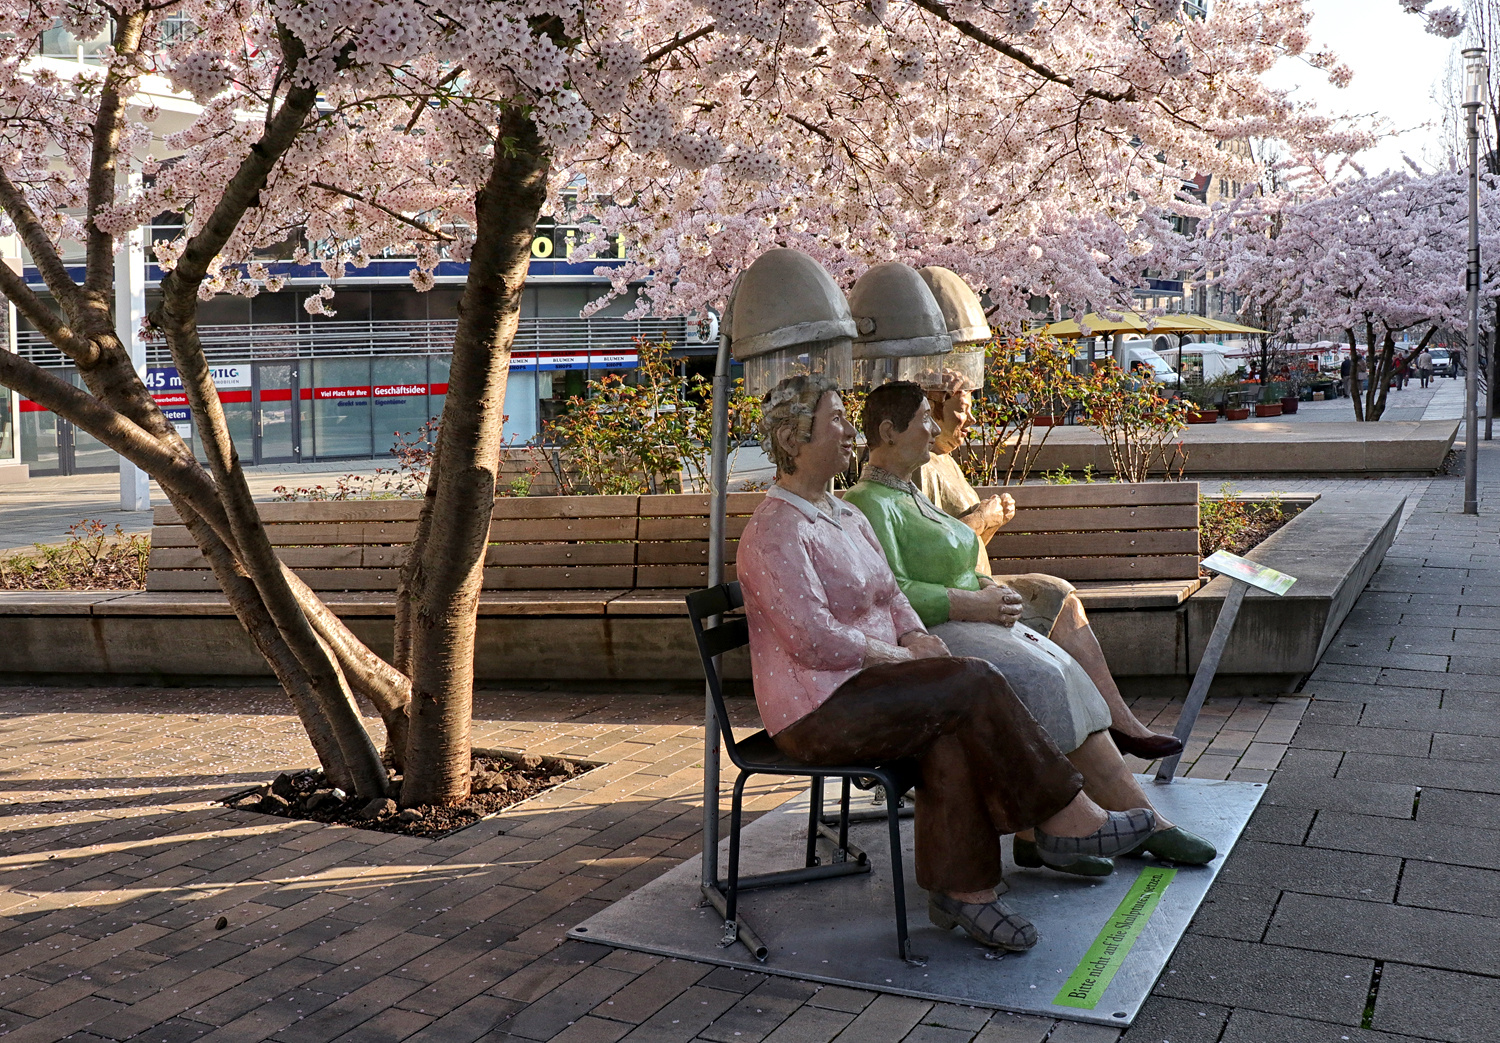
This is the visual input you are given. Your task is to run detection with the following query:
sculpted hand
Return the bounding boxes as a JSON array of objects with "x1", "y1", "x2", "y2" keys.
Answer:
[
  {"x1": 995, "y1": 585, "x2": 1024, "y2": 627},
  {"x1": 899, "y1": 631, "x2": 950, "y2": 659},
  {"x1": 998, "y1": 492, "x2": 1017, "y2": 527}
]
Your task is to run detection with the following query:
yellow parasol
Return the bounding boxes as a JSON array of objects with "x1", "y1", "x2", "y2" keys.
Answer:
[{"x1": 1039, "y1": 313, "x2": 1267, "y2": 338}]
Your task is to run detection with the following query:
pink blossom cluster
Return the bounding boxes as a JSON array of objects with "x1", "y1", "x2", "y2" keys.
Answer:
[
  {"x1": 0, "y1": 0, "x2": 1438, "y2": 331},
  {"x1": 1196, "y1": 167, "x2": 1500, "y2": 343}
]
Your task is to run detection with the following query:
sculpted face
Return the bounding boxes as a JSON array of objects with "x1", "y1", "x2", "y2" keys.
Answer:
[
  {"x1": 934, "y1": 390, "x2": 972, "y2": 454},
  {"x1": 880, "y1": 397, "x2": 940, "y2": 478},
  {"x1": 778, "y1": 391, "x2": 857, "y2": 483}
]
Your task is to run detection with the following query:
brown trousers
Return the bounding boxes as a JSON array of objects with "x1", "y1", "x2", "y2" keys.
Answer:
[{"x1": 772, "y1": 656, "x2": 1084, "y2": 894}]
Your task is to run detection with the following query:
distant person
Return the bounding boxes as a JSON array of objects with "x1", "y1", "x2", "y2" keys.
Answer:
[
  {"x1": 1340, "y1": 356, "x2": 1352, "y2": 397},
  {"x1": 1417, "y1": 348, "x2": 1433, "y2": 389}
]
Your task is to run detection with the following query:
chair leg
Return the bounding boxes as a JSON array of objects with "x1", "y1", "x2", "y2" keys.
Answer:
[
  {"x1": 838, "y1": 777, "x2": 852, "y2": 860},
  {"x1": 726, "y1": 771, "x2": 752, "y2": 929},
  {"x1": 805, "y1": 776, "x2": 824, "y2": 868},
  {"x1": 885, "y1": 789, "x2": 911, "y2": 962}
]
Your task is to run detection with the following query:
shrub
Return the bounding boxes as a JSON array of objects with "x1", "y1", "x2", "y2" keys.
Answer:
[{"x1": 0, "y1": 520, "x2": 150, "y2": 591}]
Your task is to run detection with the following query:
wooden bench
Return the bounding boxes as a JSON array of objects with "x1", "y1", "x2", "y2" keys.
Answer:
[
  {"x1": 0, "y1": 483, "x2": 1199, "y2": 683},
  {"x1": 145, "y1": 483, "x2": 1199, "y2": 612}
]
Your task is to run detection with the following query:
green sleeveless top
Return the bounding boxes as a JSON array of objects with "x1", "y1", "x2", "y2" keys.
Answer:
[{"x1": 843, "y1": 468, "x2": 984, "y2": 627}]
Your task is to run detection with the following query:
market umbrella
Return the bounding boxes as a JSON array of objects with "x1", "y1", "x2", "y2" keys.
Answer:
[{"x1": 1039, "y1": 312, "x2": 1267, "y2": 338}]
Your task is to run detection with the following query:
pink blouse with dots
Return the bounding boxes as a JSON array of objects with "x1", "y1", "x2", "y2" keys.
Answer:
[{"x1": 738, "y1": 485, "x2": 927, "y2": 736}]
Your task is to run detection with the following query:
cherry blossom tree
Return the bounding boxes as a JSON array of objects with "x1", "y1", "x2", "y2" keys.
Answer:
[
  {"x1": 0, "y1": 0, "x2": 1453, "y2": 808},
  {"x1": 1199, "y1": 169, "x2": 1500, "y2": 420}
]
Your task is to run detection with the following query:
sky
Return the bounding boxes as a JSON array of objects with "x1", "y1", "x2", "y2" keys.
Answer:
[{"x1": 1262, "y1": 0, "x2": 1463, "y2": 176}]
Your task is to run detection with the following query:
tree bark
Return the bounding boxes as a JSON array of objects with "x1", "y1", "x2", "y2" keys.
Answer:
[{"x1": 397, "y1": 108, "x2": 551, "y2": 808}]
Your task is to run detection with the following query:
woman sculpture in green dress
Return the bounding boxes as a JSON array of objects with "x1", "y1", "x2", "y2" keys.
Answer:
[{"x1": 844, "y1": 382, "x2": 1215, "y2": 869}]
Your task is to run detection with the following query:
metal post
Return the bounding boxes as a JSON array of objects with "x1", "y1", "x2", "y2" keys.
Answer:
[
  {"x1": 1487, "y1": 328, "x2": 1494, "y2": 441},
  {"x1": 1464, "y1": 47, "x2": 1487, "y2": 514},
  {"x1": 116, "y1": 171, "x2": 150, "y2": 512},
  {"x1": 1156, "y1": 579, "x2": 1249, "y2": 783},
  {"x1": 700, "y1": 322, "x2": 732, "y2": 893}
]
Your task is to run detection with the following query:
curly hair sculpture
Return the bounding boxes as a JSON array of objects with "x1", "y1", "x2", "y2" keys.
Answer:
[{"x1": 761, "y1": 373, "x2": 841, "y2": 476}]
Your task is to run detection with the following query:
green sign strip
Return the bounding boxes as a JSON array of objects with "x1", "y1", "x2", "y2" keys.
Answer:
[{"x1": 1054, "y1": 866, "x2": 1177, "y2": 1010}]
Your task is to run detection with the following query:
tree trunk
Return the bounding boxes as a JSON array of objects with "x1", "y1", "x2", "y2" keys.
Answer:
[
  {"x1": 1346, "y1": 329, "x2": 1365, "y2": 420},
  {"x1": 397, "y1": 108, "x2": 551, "y2": 808}
]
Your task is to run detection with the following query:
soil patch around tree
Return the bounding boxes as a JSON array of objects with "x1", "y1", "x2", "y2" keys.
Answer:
[{"x1": 222, "y1": 747, "x2": 598, "y2": 839}]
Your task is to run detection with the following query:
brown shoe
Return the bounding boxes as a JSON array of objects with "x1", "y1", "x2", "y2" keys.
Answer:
[
  {"x1": 928, "y1": 893, "x2": 1037, "y2": 951},
  {"x1": 1109, "y1": 727, "x2": 1184, "y2": 759}
]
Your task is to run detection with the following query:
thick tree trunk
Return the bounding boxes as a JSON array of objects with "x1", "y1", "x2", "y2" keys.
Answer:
[
  {"x1": 397, "y1": 108, "x2": 551, "y2": 808},
  {"x1": 1346, "y1": 329, "x2": 1365, "y2": 420}
]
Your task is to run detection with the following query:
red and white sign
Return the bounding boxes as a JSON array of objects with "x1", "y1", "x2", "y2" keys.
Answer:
[{"x1": 315, "y1": 385, "x2": 370, "y2": 400}]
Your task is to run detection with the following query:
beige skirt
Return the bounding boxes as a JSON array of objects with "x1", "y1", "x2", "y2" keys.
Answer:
[
  {"x1": 992, "y1": 572, "x2": 1076, "y2": 636},
  {"x1": 931, "y1": 619, "x2": 1112, "y2": 753}
]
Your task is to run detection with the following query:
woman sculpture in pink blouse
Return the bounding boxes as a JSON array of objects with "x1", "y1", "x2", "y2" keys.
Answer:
[{"x1": 738, "y1": 374, "x2": 1157, "y2": 953}]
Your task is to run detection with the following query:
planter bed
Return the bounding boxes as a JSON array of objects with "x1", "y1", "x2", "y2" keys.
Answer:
[{"x1": 0, "y1": 486, "x2": 1403, "y2": 695}]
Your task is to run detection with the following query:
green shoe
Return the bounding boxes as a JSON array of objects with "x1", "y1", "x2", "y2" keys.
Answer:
[
  {"x1": 1122, "y1": 826, "x2": 1217, "y2": 865},
  {"x1": 1012, "y1": 836, "x2": 1114, "y2": 877}
]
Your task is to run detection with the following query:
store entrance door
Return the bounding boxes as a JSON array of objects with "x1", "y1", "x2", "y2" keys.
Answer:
[{"x1": 254, "y1": 362, "x2": 300, "y2": 463}]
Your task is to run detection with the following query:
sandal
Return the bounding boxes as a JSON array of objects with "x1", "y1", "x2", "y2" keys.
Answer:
[
  {"x1": 1035, "y1": 808, "x2": 1156, "y2": 862},
  {"x1": 928, "y1": 892, "x2": 1037, "y2": 951}
]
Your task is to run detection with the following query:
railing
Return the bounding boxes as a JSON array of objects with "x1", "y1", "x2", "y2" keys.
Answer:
[{"x1": 14, "y1": 316, "x2": 692, "y2": 368}]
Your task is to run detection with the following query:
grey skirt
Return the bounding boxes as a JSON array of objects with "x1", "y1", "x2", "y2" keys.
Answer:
[{"x1": 931, "y1": 620, "x2": 1112, "y2": 753}]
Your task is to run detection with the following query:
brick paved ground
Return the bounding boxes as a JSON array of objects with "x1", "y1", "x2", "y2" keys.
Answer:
[
  {"x1": 1121, "y1": 446, "x2": 1500, "y2": 1043},
  {"x1": 0, "y1": 675, "x2": 1299, "y2": 1043}
]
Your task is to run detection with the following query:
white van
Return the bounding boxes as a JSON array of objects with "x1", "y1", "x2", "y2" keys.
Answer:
[
  {"x1": 1157, "y1": 344, "x2": 1236, "y2": 385},
  {"x1": 1112, "y1": 338, "x2": 1180, "y2": 385}
]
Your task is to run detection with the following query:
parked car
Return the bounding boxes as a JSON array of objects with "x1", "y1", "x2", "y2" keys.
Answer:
[{"x1": 1429, "y1": 348, "x2": 1454, "y2": 376}]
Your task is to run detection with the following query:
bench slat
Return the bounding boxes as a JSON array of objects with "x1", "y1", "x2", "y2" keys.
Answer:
[
  {"x1": 998, "y1": 504, "x2": 1197, "y2": 533},
  {"x1": 482, "y1": 566, "x2": 636, "y2": 589},
  {"x1": 636, "y1": 542, "x2": 741, "y2": 565},
  {"x1": 988, "y1": 530, "x2": 1200, "y2": 558},
  {"x1": 638, "y1": 493, "x2": 764, "y2": 517},
  {"x1": 636, "y1": 563, "x2": 740, "y2": 587},
  {"x1": 973, "y1": 482, "x2": 1198, "y2": 507},
  {"x1": 637, "y1": 516, "x2": 752, "y2": 541},
  {"x1": 491, "y1": 495, "x2": 639, "y2": 520},
  {"x1": 988, "y1": 555, "x2": 1201, "y2": 581},
  {"x1": 490, "y1": 517, "x2": 638, "y2": 542}
]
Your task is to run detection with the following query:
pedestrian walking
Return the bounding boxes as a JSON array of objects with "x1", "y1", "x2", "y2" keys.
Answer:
[{"x1": 1417, "y1": 348, "x2": 1433, "y2": 388}]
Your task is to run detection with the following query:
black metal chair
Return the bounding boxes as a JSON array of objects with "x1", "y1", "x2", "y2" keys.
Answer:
[{"x1": 686, "y1": 582, "x2": 916, "y2": 962}]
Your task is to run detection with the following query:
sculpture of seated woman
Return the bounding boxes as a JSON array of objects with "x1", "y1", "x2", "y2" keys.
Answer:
[
  {"x1": 844, "y1": 381, "x2": 1215, "y2": 869},
  {"x1": 917, "y1": 371, "x2": 1185, "y2": 761},
  {"x1": 737, "y1": 374, "x2": 1157, "y2": 952}
]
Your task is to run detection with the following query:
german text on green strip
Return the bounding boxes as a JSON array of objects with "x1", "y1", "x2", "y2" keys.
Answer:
[{"x1": 1054, "y1": 866, "x2": 1177, "y2": 1010}]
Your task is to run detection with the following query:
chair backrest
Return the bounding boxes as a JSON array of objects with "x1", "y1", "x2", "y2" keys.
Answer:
[
  {"x1": 685, "y1": 582, "x2": 750, "y2": 753},
  {"x1": 976, "y1": 481, "x2": 1201, "y2": 581}
]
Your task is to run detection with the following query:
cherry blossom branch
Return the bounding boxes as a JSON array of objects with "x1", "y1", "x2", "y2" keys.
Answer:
[
  {"x1": 0, "y1": 260, "x2": 95, "y2": 361},
  {"x1": 0, "y1": 168, "x2": 88, "y2": 346},
  {"x1": 309, "y1": 182, "x2": 455, "y2": 241},
  {"x1": 83, "y1": 8, "x2": 148, "y2": 299},
  {"x1": 643, "y1": 24, "x2": 715, "y2": 65},
  {"x1": 907, "y1": 0, "x2": 1135, "y2": 104}
]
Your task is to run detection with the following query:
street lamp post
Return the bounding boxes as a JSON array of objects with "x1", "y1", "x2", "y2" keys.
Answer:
[{"x1": 1464, "y1": 47, "x2": 1488, "y2": 516}]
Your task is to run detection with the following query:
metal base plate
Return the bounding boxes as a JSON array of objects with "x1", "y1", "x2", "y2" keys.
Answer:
[{"x1": 568, "y1": 777, "x2": 1265, "y2": 1028}]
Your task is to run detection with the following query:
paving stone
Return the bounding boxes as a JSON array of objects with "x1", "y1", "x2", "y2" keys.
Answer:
[
  {"x1": 757, "y1": 1005, "x2": 856, "y2": 1043},
  {"x1": 617, "y1": 984, "x2": 740, "y2": 1043},
  {"x1": 588, "y1": 959, "x2": 708, "y2": 1025},
  {"x1": 1217, "y1": 841, "x2": 1400, "y2": 901},
  {"x1": 1290, "y1": 724, "x2": 1432, "y2": 757},
  {"x1": 1217, "y1": 1009, "x2": 1432, "y2": 1043},
  {"x1": 1371, "y1": 963, "x2": 1500, "y2": 1042},
  {"x1": 805, "y1": 987, "x2": 875, "y2": 1014},
  {"x1": 1118, "y1": 997, "x2": 1228, "y2": 1043},
  {"x1": 970, "y1": 1012, "x2": 1052, "y2": 1043},
  {"x1": 1267, "y1": 891, "x2": 1500, "y2": 976},
  {"x1": 1184, "y1": 883, "x2": 1280, "y2": 942},
  {"x1": 399, "y1": 994, "x2": 523, "y2": 1043},
  {"x1": 1414, "y1": 786, "x2": 1500, "y2": 830},
  {"x1": 830, "y1": 994, "x2": 932, "y2": 1043},
  {"x1": 325, "y1": 1006, "x2": 432, "y2": 1043},
  {"x1": 1151, "y1": 936, "x2": 1372, "y2": 1025},
  {"x1": 502, "y1": 966, "x2": 640, "y2": 1041},
  {"x1": 1357, "y1": 706, "x2": 1500, "y2": 737},
  {"x1": 1397, "y1": 859, "x2": 1500, "y2": 919},
  {"x1": 695, "y1": 968, "x2": 767, "y2": 996},
  {"x1": 896, "y1": 1026, "x2": 975, "y2": 1043},
  {"x1": 1260, "y1": 777, "x2": 1418, "y2": 818},
  {"x1": 1428, "y1": 732, "x2": 1500, "y2": 761},
  {"x1": 1043, "y1": 1023, "x2": 1121, "y2": 1042},
  {"x1": 1344, "y1": 750, "x2": 1500, "y2": 792},
  {"x1": 918, "y1": 1004, "x2": 990, "y2": 1031},
  {"x1": 1299, "y1": 681, "x2": 1442, "y2": 706},
  {"x1": 1309, "y1": 811, "x2": 1500, "y2": 870},
  {"x1": 1240, "y1": 805, "x2": 1314, "y2": 845}
]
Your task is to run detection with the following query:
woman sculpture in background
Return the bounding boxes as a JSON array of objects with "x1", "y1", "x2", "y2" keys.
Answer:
[
  {"x1": 737, "y1": 374, "x2": 1157, "y2": 953},
  {"x1": 917, "y1": 372, "x2": 1185, "y2": 761},
  {"x1": 847, "y1": 382, "x2": 1216, "y2": 869}
]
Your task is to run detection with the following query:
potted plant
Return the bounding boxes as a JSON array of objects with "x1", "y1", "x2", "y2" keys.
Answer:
[
  {"x1": 1183, "y1": 377, "x2": 1221, "y2": 423},
  {"x1": 1255, "y1": 384, "x2": 1283, "y2": 418}
]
